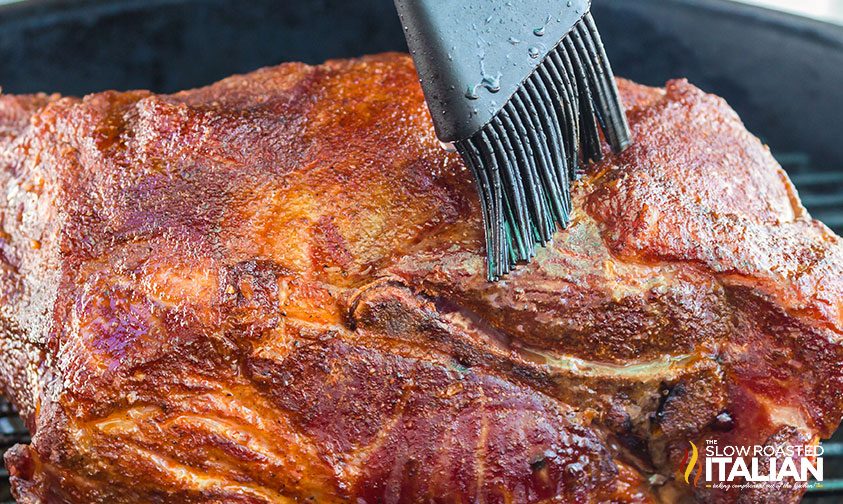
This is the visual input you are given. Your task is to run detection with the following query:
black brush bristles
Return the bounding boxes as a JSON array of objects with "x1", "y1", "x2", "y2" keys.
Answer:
[{"x1": 454, "y1": 13, "x2": 630, "y2": 281}]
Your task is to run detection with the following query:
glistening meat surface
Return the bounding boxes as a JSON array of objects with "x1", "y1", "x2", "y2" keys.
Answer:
[{"x1": 0, "y1": 53, "x2": 840, "y2": 503}]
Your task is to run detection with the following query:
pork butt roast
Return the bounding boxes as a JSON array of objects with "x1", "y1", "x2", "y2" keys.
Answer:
[{"x1": 0, "y1": 54, "x2": 840, "y2": 503}]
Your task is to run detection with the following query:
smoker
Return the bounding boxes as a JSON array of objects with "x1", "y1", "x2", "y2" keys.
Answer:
[{"x1": 0, "y1": 0, "x2": 841, "y2": 501}]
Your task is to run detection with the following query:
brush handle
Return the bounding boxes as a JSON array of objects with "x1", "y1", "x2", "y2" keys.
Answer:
[{"x1": 395, "y1": 0, "x2": 591, "y2": 142}]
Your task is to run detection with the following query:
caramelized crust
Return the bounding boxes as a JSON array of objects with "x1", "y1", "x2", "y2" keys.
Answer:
[{"x1": 0, "y1": 54, "x2": 840, "y2": 503}]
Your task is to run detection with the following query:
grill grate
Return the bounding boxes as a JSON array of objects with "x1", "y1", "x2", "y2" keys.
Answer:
[
  {"x1": 792, "y1": 173, "x2": 843, "y2": 231},
  {"x1": 0, "y1": 156, "x2": 840, "y2": 502},
  {"x1": 0, "y1": 397, "x2": 27, "y2": 503},
  {"x1": 778, "y1": 152, "x2": 843, "y2": 235}
]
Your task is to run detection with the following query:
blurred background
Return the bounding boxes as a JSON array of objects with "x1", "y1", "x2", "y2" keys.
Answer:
[
  {"x1": 2, "y1": 0, "x2": 837, "y2": 24},
  {"x1": 740, "y1": 0, "x2": 843, "y2": 24},
  {"x1": 0, "y1": 0, "x2": 841, "y2": 502}
]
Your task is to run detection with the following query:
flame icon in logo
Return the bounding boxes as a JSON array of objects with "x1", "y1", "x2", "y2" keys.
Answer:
[{"x1": 679, "y1": 441, "x2": 703, "y2": 487}]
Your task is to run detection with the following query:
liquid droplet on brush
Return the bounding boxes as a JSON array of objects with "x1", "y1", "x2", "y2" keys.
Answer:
[
  {"x1": 528, "y1": 46, "x2": 540, "y2": 58},
  {"x1": 533, "y1": 15, "x2": 552, "y2": 37},
  {"x1": 481, "y1": 74, "x2": 501, "y2": 93},
  {"x1": 465, "y1": 85, "x2": 480, "y2": 100}
]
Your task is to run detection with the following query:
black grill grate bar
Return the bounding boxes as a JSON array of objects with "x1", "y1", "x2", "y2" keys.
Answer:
[
  {"x1": 790, "y1": 172, "x2": 843, "y2": 185},
  {"x1": 808, "y1": 213, "x2": 843, "y2": 229},
  {"x1": 799, "y1": 194, "x2": 843, "y2": 209}
]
